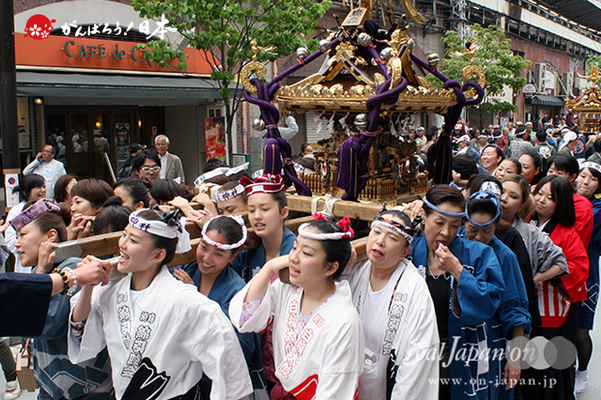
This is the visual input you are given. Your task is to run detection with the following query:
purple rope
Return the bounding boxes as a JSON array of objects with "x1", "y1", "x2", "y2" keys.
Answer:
[
  {"x1": 244, "y1": 80, "x2": 311, "y2": 195},
  {"x1": 366, "y1": 46, "x2": 390, "y2": 78},
  {"x1": 462, "y1": 81, "x2": 484, "y2": 106},
  {"x1": 410, "y1": 53, "x2": 449, "y2": 82},
  {"x1": 268, "y1": 38, "x2": 342, "y2": 90}
]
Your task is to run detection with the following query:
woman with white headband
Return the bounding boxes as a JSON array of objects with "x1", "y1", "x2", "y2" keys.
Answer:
[
  {"x1": 460, "y1": 190, "x2": 531, "y2": 399},
  {"x1": 173, "y1": 215, "x2": 267, "y2": 399},
  {"x1": 230, "y1": 215, "x2": 363, "y2": 399},
  {"x1": 409, "y1": 184, "x2": 505, "y2": 400},
  {"x1": 343, "y1": 209, "x2": 439, "y2": 400},
  {"x1": 574, "y1": 160, "x2": 601, "y2": 393},
  {"x1": 69, "y1": 208, "x2": 252, "y2": 400}
]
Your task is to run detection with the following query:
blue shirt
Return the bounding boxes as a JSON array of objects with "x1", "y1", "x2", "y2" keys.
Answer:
[{"x1": 228, "y1": 227, "x2": 296, "y2": 282}]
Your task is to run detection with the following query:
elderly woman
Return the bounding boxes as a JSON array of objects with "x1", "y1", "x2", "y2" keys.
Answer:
[{"x1": 409, "y1": 185, "x2": 504, "y2": 400}]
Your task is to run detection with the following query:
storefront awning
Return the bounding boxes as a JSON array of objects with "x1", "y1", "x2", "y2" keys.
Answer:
[
  {"x1": 16, "y1": 71, "x2": 225, "y2": 99},
  {"x1": 525, "y1": 95, "x2": 566, "y2": 107}
]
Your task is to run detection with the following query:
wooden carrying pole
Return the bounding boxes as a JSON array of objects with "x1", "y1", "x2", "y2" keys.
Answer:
[{"x1": 60, "y1": 194, "x2": 384, "y2": 267}]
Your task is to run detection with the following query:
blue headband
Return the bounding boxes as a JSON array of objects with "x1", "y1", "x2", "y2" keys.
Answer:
[
  {"x1": 422, "y1": 196, "x2": 465, "y2": 218},
  {"x1": 465, "y1": 190, "x2": 501, "y2": 227}
]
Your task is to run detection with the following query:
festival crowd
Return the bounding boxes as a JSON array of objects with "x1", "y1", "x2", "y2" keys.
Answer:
[{"x1": 0, "y1": 118, "x2": 599, "y2": 400}]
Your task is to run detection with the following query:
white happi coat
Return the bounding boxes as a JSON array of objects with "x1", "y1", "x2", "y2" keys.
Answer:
[
  {"x1": 68, "y1": 266, "x2": 252, "y2": 400},
  {"x1": 344, "y1": 259, "x2": 439, "y2": 400},
  {"x1": 230, "y1": 279, "x2": 364, "y2": 400}
]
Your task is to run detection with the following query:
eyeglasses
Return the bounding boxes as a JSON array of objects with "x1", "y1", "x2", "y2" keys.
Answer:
[
  {"x1": 155, "y1": 143, "x2": 168, "y2": 146},
  {"x1": 141, "y1": 166, "x2": 160, "y2": 173}
]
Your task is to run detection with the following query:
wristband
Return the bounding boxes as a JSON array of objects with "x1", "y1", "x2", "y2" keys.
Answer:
[
  {"x1": 62, "y1": 267, "x2": 78, "y2": 296},
  {"x1": 52, "y1": 268, "x2": 70, "y2": 295}
]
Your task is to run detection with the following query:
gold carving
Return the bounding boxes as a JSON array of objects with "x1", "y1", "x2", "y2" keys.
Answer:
[
  {"x1": 240, "y1": 60, "x2": 267, "y2": 95},
  {"x1": 462, "y1": 64, "x2": 486, "y2": 88},
  {"x1": 387, "y1": 57, "x2": 403, "y2": 88}
]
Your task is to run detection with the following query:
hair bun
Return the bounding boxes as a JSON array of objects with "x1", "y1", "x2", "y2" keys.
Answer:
[{"x1": 103, "y1": 195, "x2": 123, "y2": 208}]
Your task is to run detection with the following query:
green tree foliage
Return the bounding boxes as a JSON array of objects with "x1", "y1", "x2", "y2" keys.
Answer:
[
  {"x1": 131, "y1": 0, "x2": 332, "y2": 161},
  {"x1": 586, "y1": 55, "x2": 601, "y2": 73},
  {"x1": 425, "y1": 24, "x2": 531, "y2": 114}
]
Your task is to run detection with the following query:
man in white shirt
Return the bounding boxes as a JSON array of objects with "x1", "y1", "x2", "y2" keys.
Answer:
[
  {"x1": 23, "y1": 145, "x2": 66, "y2": 199},
  {"x1": 155, "y1": 135, "x2": 185, "y2": 184}
]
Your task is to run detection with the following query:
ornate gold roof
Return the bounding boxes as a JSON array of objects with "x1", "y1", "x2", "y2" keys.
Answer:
[
  {"x1": 269, "y1": 28, "x2": 463, "y2": 114},
  {"x1": 566, "y1": 75, "x2": 601, "y2": 132}
]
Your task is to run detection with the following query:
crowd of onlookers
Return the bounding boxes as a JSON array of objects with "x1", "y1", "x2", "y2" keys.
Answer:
[{"x1": 1, "y1": 117, "x2": 600, "y2": 400}]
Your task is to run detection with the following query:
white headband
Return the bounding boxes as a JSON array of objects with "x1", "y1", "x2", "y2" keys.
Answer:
[
  {"x1": 201, "y1": 215, "x2": 247, "y2": 250},
  {"x1": 371, "y1": 219, "x2": 414, "y2": 244},
  {"x1": 194, "y1": 168, "x2": 229, "y2": 186},
  {"x1": 297, "y1": 222, "x2": 354, "y2": 240},
  {"x1": 479, "y1": 181, "x2": 502, "y2": 197},
  {"x1": 129, "y1": 210, "x2": 192, "y2": 254},
  {"x1": 216, "y1": 184, "x2": 245, "y2": 202},
  {"x1": 581, "y1": 161, "x2": 601, "y2": 176},
  {"x1": 194, "y1": 163, "x2": 250, "y2": 186}
]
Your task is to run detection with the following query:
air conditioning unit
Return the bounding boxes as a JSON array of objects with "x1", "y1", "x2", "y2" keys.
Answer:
[
  {"x1": 561, "y1": 72, "x2": 573, "y2": 96},
  {"x1": 533, "y1": 63, "x2": 547, "y2": 92}
]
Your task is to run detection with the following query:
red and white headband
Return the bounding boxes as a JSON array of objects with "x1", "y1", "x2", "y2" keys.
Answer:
[
  {"x1": 240, "y1": 174, "x2": 285, "y2": 196},
  {"x1": 297, "y1": 214, "x2": 354, "y2": 240}
]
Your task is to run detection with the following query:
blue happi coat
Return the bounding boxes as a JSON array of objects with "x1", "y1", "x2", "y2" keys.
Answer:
[
  {"x1": 581, "y1": 196, "x2": 601, "y2": 329},
  {"x1": 228, "y1": 227, "x2": 296, "y2": 282},
  {"x1": 410, "y1": 236, "x2": 505, "y2": 400},
  {"x1": 177, "y1": 262, "x2": 266, "y2": 391},
  {"x1": 459, "y1": 229, "x2": 532, "y2": 400},
  {"x1": 31, "y1": 258, "x2": 112, "y2": 400}
]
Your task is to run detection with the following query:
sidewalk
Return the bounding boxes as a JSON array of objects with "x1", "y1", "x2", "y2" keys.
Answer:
[{"x1": 0, "y1": 341, "x2": 37, "y2": 400}]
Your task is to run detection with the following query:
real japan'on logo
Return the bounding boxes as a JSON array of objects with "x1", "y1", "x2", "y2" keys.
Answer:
[{"x1": 25, "y1": 14, "x2": 56, "y2": 40}]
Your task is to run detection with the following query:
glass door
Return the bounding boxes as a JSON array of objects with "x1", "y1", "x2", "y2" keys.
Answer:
[
  {"x1": 68, "y1": 113, "x2": 90, "y2": 178},
  {"x1": 115, "y1": 114, "x2": 133, "y2": 174}
]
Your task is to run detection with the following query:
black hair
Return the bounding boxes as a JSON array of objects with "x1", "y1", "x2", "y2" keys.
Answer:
[
  {"x1": 533, "y1": 175, "x2": 576, "y2": 227},
  {"x1": 502, "y1": 158, "x2": 523, "y2": 175},
  {"x1": 594, "y1": 137, "x2": 601, "y2": 154},
  {"x1": 305, "y1": 219, "x2": 352, "y2": 280},
  {"x1": 466, "y1": 197, "x2": 501, "y2": 225},
  {"x1": 536, "y1": 130, "x2": 548, "y2": 143},
  {"x1": 203, "y1": 158, "x2": 228, "y2": 173},
  {"x1": 14, "y1": 174, "x2": 45, "y2": 202},
  {"x1": 134, "y1": 209, "x2": 180, "y2": 265},
  {"x1": 204, "y1": 216, "x2": 245, "y2": 256},
  {"x1": 520, "y1": 149, "x2": 544, "y2": 184},
  {"x1": 54, "y1": 174, "x2": 77, "y2": 203},
  {"x1": 132, "y1": 149, "x2": 161, "y2": 172},
  {"x1": 515, "y1": 126, "x2": 527, "y2": 138},
  {"x1": 466, "y1": 174, "x2": 503, "y2": 197},
  {"x1": 271, "y1": 190, "x2": 288, "y2": 210},
  {"x1": 546, "y1": 153, "x2": 579, "y2": 177},
  {"x1": 379, "y1": 209, "x2": 412, "y2": 228},
  {"x1": 452, "y1": 154, "x2": 478, "y2": 180},
  {"x1": 114, "y1": 177, "x2": 150, "y2": 208},
  {"x1": 423, "y1": 185, "x2": 466, "y2": 215},
  {"x1": 94, "y1": 196, "x2": 131, "y2": 235},
  {"x1": 150, "y1": 179, "x2": 184, "y2": 204}
]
